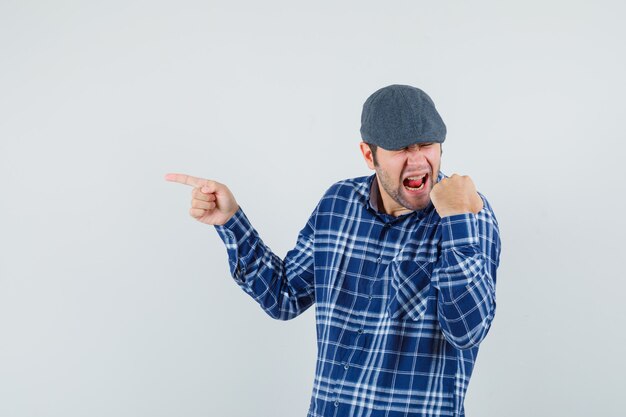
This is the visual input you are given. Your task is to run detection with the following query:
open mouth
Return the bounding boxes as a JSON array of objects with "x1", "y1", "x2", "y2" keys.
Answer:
[{"x1": 402, "y1": 173, "x2": 428, "y2": 191}]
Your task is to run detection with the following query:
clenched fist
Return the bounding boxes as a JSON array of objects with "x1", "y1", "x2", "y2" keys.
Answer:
[
  {"x1": 165, "y1": 173, "x2": 239, "y2": 226},
  {"x1": 429, "y1": 174, "x2": 484, "y2": 218}
]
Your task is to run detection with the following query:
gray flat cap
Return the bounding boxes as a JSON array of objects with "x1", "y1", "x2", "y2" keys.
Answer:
[{"x1": 360, "y1": 84, "x2": 446, "y2": 150}]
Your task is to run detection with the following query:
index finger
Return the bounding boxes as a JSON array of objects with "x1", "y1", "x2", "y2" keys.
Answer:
[{"x1": 164, "y1": 173, "x2": 209, "y2": 188}]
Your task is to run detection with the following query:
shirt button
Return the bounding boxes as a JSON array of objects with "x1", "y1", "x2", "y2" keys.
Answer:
[
  {"x1": 376, "y1": 257, "x2": 382, "y2": 263},
  {"x1": 368, "y1": 295, "x2": 373, "y2": 301},
  {"x1": 357, "y1": 329, "x2": 363, "y2": 334},
  {"x1": 334, "y1": 401, "x2": 339, "y2": 407},
  {"x1": 344, "y1": 363, "x2": 349, "y2": 370}
]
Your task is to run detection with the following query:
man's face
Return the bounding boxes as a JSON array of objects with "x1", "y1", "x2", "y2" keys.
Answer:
[{"x1": 359, "y1": 141, "x2": 442, "y2": 216}]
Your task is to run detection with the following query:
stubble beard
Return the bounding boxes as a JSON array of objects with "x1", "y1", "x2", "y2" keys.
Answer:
[{"x1": 375, "y1": 164, "x2": 439, "y2": 212}]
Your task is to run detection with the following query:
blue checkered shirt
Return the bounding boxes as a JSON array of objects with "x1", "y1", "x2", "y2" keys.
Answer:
[{"x1": 214, "y1": 171, "x2": 501, "y2": 417}]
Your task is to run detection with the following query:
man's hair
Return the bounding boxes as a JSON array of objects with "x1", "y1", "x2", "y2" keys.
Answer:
[
  {"x1": 366, "y1": 142, "x2": 442, "y2": 167},
  {"x1": 367, "y1": 143, "x2": 379, "y2": 166}
]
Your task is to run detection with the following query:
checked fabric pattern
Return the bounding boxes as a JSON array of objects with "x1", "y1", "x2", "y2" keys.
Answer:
[{"x1": 214, "y1": 171, "x2": 501, "y2": 417}]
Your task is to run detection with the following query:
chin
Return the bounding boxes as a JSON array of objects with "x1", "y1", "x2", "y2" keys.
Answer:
[
  {"x1": 398, "y1": 189, "x2": 430, "y2": 207},
  {"x1": 411, "y1": 203, "x2": 430, "y2": 211}
]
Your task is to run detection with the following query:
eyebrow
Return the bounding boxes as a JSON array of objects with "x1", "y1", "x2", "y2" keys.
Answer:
[{"x1": 403, "y1": 143, "x2": 433, "y2": 150}]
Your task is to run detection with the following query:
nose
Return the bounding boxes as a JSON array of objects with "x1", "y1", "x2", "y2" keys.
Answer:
[{"x1": 406, "y1": 146, "x2": 426, "y2": 165}]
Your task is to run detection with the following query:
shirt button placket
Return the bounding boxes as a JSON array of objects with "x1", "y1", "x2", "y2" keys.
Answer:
[
  {"x1": 371, "y1": 222, "x2": 389, "y2": 302},
  {"x1": 331, "y1": 386, "x2": 339, "y2": 408},
  {"x1": 337, "y1": 220, "x2": 386, "y2": 410},
  {"x1": 376, "y1": 223, "x2": 390, "y2": 265}
]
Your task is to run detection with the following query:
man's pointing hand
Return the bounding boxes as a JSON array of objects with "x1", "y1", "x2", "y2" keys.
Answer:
[{"x1": 165, "y1": 173, "x2": 239, "y2": 226}]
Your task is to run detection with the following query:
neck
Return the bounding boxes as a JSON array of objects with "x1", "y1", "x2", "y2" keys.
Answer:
[{"x1": 373, "y1": 176, "x2": 411, "y2": 217}]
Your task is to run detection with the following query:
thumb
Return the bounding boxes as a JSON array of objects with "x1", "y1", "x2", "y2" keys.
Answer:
[{"x1": 200, "y1": 180, "x2": 218, "y2": 194}]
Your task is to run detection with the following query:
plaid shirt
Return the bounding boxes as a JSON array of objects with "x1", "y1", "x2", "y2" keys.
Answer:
[{"x1": 214, "y1": 171, "x2": 501, "y2": 417}]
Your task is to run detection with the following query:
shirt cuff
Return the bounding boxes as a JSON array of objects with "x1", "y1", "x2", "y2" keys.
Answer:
[
  {"x1": 213, "y1": 206, "x2": 251, "y2": 245},
  {"x1": 439, "y1": 212, "x2": 479, "y2": 250}
]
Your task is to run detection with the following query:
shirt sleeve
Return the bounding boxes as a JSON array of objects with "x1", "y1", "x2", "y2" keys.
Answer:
[
  {"x1": 213, "y1": 204, "x2": 318, "y2": 321},
  {"x1": 431, "y1": 194, "x2": 502, "y2": 350}
]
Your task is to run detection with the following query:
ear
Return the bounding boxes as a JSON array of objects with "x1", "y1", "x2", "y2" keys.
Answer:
[{"x1": 359, "y1": 142, "x2": 376, "y2": 170}]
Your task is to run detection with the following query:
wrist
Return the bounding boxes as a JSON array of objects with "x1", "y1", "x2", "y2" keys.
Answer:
[
  {"x1": 221, "y1": 205, "x2": 241, "y2": 226},
  {"x1": 437, "y1": 209, "x2": 473, "y2": 218}
]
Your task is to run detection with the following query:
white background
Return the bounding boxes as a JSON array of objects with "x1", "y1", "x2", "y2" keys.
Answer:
[{"x1": 1, "y1": 1, "x2": 625, "y2": 416}]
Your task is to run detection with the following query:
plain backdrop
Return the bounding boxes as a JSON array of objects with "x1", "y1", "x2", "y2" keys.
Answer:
[{"x1": 1, "y1": 1, "x2": 625, "y2": 416}]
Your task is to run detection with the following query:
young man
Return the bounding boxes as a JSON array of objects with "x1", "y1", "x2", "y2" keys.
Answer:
[{"x1": 166, "y1": 84, "x2": 502, "y2": 417}]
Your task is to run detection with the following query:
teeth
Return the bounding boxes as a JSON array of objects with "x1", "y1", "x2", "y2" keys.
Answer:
[
  {"x1": 405, "y1": 174, "x2": 427, "y2": 181},
  {"x1": 403, "y1": 173, "x2": 427, "y2": 191}
]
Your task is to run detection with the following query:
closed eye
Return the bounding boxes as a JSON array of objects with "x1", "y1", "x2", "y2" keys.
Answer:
[{"x1": 402, "y1": 143, "x2": 433, "y2": 151}]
